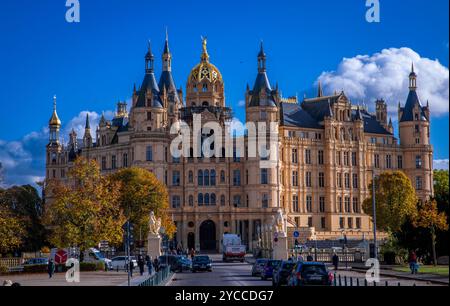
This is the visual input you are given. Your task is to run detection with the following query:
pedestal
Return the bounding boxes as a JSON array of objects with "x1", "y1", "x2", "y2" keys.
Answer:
[
  {"x1": 272, "y1": 235, "x2": 288, "y2": 260},
  {"x1": 147, "y1": 234, "x2": 161, "y2": 260}
]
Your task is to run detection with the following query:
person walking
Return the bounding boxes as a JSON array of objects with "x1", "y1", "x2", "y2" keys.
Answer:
[
  {"x1": 47, "y1": 259, "x2": 55, "y2": 278},
  {"x1": 129, "y1": 259, "x2": 134, "y2": 278},
  {"x1": 306, "y1": 255, "x2": 314, "y2": 262},
  {"x1": 190, "y1": 248, "x2": 195, "y2": 260},
  {"x1": 153, "y1": 257, "x2": 160, "y2": 273},
  {"x1": 408, "y1": 251, "x2": 418, "y2": 274},
  {"x1": 145, "y1": 255, "x2": 152, "y2": 275},
  {"x1": 332, "y1": 253, "x2": 339, "y2": 271},
  {"x1": 138, "y1": 255, "x2": 145, "y2": 276}
]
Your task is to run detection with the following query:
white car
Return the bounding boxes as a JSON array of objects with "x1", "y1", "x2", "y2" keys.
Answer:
[{"x1": 110, "y1": 256, "x2": 138, "y2": 270}]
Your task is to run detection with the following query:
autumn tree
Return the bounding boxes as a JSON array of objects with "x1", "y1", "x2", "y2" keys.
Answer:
[
  {"x1": 413, "y1": 199, "x2": 448, "y2": 266},
  {"x1": 0, "y1": 185, "x2": 47, "y2": 251},
  {"x1": 44, "y1": 157, "x2": 126, "y2": 254},
  {"x1": 110, "y1": 168, "x2": 175, "y2": 241},
  {"x1": 0, "y1": 204, "x2": 25, "y2": 255},
  {"x1": 363, "y1": 171, "x2": 418, "y2": 233}
]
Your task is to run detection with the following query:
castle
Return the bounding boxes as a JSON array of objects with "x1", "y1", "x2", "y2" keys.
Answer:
[{"x1": 45, "y1": 36, "x2": 433, "y2": 252}]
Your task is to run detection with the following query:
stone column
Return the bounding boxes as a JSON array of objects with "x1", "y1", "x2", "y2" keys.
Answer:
[{"x1": 248, "y1": 219, "x2": 254, "y2": 252}]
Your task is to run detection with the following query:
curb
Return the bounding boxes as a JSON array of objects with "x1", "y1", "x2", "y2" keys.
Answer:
[
  {"x1": 163, "y1": 272, "x2": 176, "y2": 287},
  {"x1": 351, "y1": 267, "x2": 448, "y2": 285}
]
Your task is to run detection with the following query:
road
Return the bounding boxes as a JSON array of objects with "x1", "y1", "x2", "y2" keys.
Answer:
[
  {"x1": 168, "y1": 254, "x2": 441, "y2": 287},
  {"x1": 168, "y1": 254, "x2": 271, "y2": 286}
]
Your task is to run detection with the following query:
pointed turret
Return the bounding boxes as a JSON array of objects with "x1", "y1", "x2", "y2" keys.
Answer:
[
  {"x1": 145, "y1": 41, "x2": 155, "y2": 74},
  {"x1": 400, "y1": 64, "x2": 427, "y2": 122},
  {"x1": 48, "y1": 95, "x2": 61, "y2": 145},
  {"x1": 317, "y1": 81, "x2": 324, "y2": 97},
  {"x1": 248, "y1": 42, "x2": 277, "y2": 108},
  {"x1": 136, "y1": 41, "x2": 162, "y2": 108},
  {"x1": 83, "y1": 113, "x2": 93, "y2": 148},
  {"x1": 158, "y1": 32, "x2": 180, "y2": 104}
]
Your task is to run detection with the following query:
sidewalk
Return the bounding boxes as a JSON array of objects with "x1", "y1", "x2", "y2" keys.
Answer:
[{"x1": 351, "y1": 264, "x2": 449, "y2": 285}]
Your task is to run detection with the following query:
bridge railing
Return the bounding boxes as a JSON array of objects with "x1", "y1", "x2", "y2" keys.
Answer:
[{"x1": 138, "y1": 266, "x2": 172, "y2": 287}]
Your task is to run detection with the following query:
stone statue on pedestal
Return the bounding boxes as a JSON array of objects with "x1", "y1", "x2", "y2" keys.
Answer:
[
  {"x1": 147, "y1": 211, "x2": 162, "y2": 259},
  {"x1": 149, "y1": 211, "x2": 161, "y2": 237}
]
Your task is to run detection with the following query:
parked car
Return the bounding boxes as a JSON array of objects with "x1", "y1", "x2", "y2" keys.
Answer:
[
  {"x1": 261, "y1": 260, "x2": 281, "y2": 280},
  {"x1": 192, "y1": 255, "x2": 212, "y2": 272},
  {"x1": 251, "y1": 259, "x2": 268, "y2": 277},
  {"x1": 23, "y1": 258, "x2": 49, "y2": 266},
  {"x1": 272, "y1": 261, "x2": 295, "y2": 287},
  {"x1": 110, "y1": 256, "x2": 137, "y2": 270},
  {"x1": 178, "y1": 256, "x2": 192, "y2": 271},
  {"x1": 287, "y1": 262, "x2": 333, "y2": 286}
]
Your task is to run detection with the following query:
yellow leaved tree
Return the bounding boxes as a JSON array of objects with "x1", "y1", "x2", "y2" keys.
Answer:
[
  {"x1": 363, "y1": 171, "x2": 418, "y2": 233},
  {"x1": 110, "y1": 167, "x2": 175, "y2": 241},
  {"x1": 44, "y1": 157, "x2": 126, "y2": 252}
]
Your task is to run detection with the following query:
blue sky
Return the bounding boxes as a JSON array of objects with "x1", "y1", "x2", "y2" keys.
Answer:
[{"x1": 0, "y1": 0, "x2": 448, "y2": 186}]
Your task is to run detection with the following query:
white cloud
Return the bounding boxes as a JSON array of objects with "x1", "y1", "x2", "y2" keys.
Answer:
[
  {"x1": 237, "y1": 100, "x2": 246, "y2": 108},
  {"x1": 0, "y1": 110, "x2": 114, "y2": 188},
  {"x1": 434, "y1": 159, "x2": 449, "y2": 170},
  {"x1": 317, "y1": 47, "x2": 449, "y2": 118}
]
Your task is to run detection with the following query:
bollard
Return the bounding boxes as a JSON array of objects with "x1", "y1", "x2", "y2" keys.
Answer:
[
  {"x1": 398, "y1": 282, "x2": 401, "y2": 286},
  {"x1": 385, "y1": 281, "x2": 388, "y2": 286},
  {"x1": 334, "y1": 273, "x2": 337, "y2": 287},
  {"x1": 344, "y1": 275, "x2": 347, "y2": 287},
  {"x1": 339, "y1": 274, "x2": 342, "y2": 287},
  {"x1": 350, "y1": 277, "x2": 353, "y2": 287},
  {"x1": 374, "y1": 281, "x2": 377, "y2": 287},
  {"x1": 356, "y1": 278, "x2": 359, "y2": 287},
  {"x1": 364, "y1": 279, "x2": 368, "y2": 286}
]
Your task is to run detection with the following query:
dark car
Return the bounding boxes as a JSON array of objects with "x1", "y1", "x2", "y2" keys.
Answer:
[
  {"x1": 287, "y1": 262, "x2": 333, "y2": 286},
  {"x1": 178, "y1": 256, "x2": 192, "y2": 271},
  {"x1": 272, "y1": 261, "x2": 295, "y2": 286},
  {"x1": 251, "y1": 259, "x2": 268, "y2": 277},
  {"x1": 159, "y1": 255, "x2": 184, "y2": 272},
  {"x1": 192, "y1": 255, "x2": 212, "y2": 272},
  {"x1": 23, "y1": 258, "x2": 49, "y2": 266},
  {"x1": 261, "y1": 260, "x2": 281, "y2": 280}
]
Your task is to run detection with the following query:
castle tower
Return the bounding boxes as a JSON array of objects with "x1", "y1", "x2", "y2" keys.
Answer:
[
  {"x1": 130, "y1": 41, "x2": 166, "y2": 132},
  {"x1": 46, "y1": 96, "x2": 63, "y2": 180},
  {"x1": 83, "y1": 113, "x2": 93, "y2": 148},
  {"x1": 158, "y1": 33, "x2": 182, "y2": 127},
  {"x1": 398, "y1": 64, "x2": 433, "y2": 201},
  {"x1": 375, "y1": 98, "x2": 388, "y2": 129}
]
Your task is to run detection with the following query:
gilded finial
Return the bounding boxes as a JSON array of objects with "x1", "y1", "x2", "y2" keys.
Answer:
[{"x1": 200, "y1": 35, "x2": 209, "y2": 62}]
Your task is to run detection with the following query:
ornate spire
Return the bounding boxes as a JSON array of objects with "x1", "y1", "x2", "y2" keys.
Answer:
[
  {"x1": 409, "y1": 62, "x2": 417, "y2": 90},
  {"x1": 317, "y1": 81, "x2": 323, "y2": 97},
  {"x1": 257, "y1": 41, "x2": 266, "y2": 73},
  {"x1": 49, "y1": 95, "x2": 61, "y2": 126},
  {"x1": 200, "y1": 36, "x2": 209, "y2": 62},
  {"x1": 85, "y1": 113, "x2": 90, "y2": 130},
  {"x1": 145, "y1": 40, "x2": 155, "y2": 74},
  {"x1": 162, "y1": 30, "x2": 172, "y2": 72}
]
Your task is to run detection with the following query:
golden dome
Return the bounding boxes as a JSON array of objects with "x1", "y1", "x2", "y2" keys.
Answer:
[
  {"x1": 49, "y1": 95, "x2": 61, "y2": 126},
  {"x1": 188, "y1": 37, "x2": 223, "y2": 84}
]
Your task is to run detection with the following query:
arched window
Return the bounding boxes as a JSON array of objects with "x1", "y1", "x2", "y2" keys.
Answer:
[
  {"x1": 198, "y1": 194, "x2": 204, "y2": 206},
  {"x1": 211, "y1": 193, "x2": 216, "y2": 206},
  {"x1": 188, "y1": 171, "x2": 193, "y2": 183},
  {"x1": 204, "y1": 193, "x2": 210, "y2": 206},
  {"x1": 204, "y1": 170, "x2": 210, "y2": 186},
  {"x1": 340, "y1": 128, "x2": 346, "y2": 141},
  {"x1": 348, "y1": 128, "x2": 353, "y2": 141},
  {"x1": 188, "y1": 195, "x2": 194, "y2": 206},
  {"x1": 210, "y1": 170, "x2": 216, "y2": 186},
  {"x1": 220, "y1": 170, "x2": 225, "y2": 183},
  {"x1": 220, "y1": 195, "x2": 226, "y2": 206},
  {"x1": 202, "y1": 84, "x2": 208, "y2": 92},
  {"x1": 198, "y1": 170, "x2": 204, "y2": 186}
]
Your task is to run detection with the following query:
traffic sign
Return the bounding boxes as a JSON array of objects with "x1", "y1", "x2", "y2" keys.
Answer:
[
  {"x1": 55, "y1": 249, "x2": 68, "y2": 264},
  {"x1": 293, "y1": 231, "x2": 300, "y2": 238}
]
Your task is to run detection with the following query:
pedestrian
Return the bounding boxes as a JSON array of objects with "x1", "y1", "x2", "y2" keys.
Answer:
[
  {"x1": 306, "y1": 255, "x2": 314, "y2": 262},
  {"x1": 47, "y1": 259, "x2": 55, "y2": 278},
  {"x1": 153, "y1": 257, "x2": 160, "y2": 273},
  {"x1": 138, "y1": 255, "x2": 145, "y2": 276},
  {"x1": 332, "y1": 253, "x2": 339, "y2": 271},
  {"x1": 145, "y1": 255, "x2": 152, "y2": 275},
  {"x1": 408, "y1": 251, "x2": 418, "y2": 274},
  {"x1": 129, "y1": 259, "x2": 134, "y2": 277},
  {"x1": 190, "y1": 248, "x2": 195, "y2": 260},
  {"x1": 297, "y1": 254, "x2": 304, "y2": 262}
]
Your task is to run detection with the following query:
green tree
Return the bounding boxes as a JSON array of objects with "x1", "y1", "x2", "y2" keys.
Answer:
[
  {"x1": 110, "y1": 168, "x2": 175, "y2": 240},
  {"x1": 413, "y1": 199, "x2": 448, "y2": 266},
  {"x1": 363, "y1": 171, "x2": 418, "y2": 233},
  {"x1": 44, "y1": 157, "x2": 126, "y2": 254}
]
